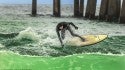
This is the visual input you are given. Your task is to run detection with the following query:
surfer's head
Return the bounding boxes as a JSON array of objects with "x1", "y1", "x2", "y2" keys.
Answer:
[{"x1": 59, "y1": 25, "x2": 63, "y2": 30}]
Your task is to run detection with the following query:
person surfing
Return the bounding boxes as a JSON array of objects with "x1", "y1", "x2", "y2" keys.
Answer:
[{"x1": 56, "y1": 22, "x2": 85, "y2": 47}]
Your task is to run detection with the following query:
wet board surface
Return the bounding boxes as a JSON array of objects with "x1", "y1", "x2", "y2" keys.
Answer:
[{"x1": 66, "y1": 35, "x2": 107, "y2": 46}]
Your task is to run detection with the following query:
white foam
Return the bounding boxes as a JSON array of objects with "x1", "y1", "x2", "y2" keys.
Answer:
[
  {"x1": 16, "y1": 27, "x2": 40, "y2": 42},
  {"x1": 0, "y1": 44, "x2": 5, "y2": 48}
]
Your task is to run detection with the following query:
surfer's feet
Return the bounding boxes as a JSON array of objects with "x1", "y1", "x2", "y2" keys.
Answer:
[
  {"x1": 80, "y1": 38, "x2": 85, "y2": 42},
  {"x1": 61, "y1": 44, "x2": 64, "y2": 48}
]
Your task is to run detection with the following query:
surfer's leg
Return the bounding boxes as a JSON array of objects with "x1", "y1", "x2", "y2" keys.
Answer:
[
  {"x1": 68, "y1": 27, "x2": 85, "y2": 41},
  {"x1": 61, "y1": 29, "x2": 66, "y2": 40}
]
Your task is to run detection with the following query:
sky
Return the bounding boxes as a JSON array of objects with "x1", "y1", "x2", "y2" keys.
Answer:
[{"x1": 0, "y1": 0, "x2": 101, "y2": 5}]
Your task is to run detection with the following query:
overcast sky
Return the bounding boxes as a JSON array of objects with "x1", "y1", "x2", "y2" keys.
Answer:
[{"x1": 0, "y1": 0, "x2": 101, "y2": 4}]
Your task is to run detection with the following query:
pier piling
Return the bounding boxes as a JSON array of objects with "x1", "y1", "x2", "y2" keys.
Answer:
[{"x1": 53, "y1": 0, "x2": 61, "y2": 17}]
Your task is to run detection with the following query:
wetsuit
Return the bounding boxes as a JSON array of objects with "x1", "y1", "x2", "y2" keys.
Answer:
[{"x1": 56, "y1": 22, "x2": 84, "y2": 47}]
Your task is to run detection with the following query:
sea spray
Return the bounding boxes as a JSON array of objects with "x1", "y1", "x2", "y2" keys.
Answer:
[
  {"x1": 3, "y1": 27, "x2": 40, "y2": 46},
  {"x1": 1, "y1": 29, "x2": 125, "y2": 56},
  {"x1": 0, "y1": 44, "x2": 4, "y2": 48},
  {"x1": 16, "y1": 27, "x2": 40, "y2": 42}
]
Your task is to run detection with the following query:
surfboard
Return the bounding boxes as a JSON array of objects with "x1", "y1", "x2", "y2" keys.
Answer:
[{"x1": 66, "y1": 35, "x2": 108, "y2": 46}]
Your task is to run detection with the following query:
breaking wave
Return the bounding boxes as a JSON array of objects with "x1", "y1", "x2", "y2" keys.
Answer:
[{"x1": 0, "y1": 27, "x2": 125, "y2": 57}]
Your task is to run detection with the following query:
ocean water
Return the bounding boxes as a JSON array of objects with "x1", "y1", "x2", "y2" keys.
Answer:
[
  {"x1": 0, "y1": 4, "x2": 125, "y2": 70},
  {"x1": 0, "y1": 51, "x2": 125, "y2": 70},
  {"x1": 0, "y1": 27, "x2": 125, "y2": 70},
  {"x1": 0, "y1": 28, "x2": 125, "y2": 56}
]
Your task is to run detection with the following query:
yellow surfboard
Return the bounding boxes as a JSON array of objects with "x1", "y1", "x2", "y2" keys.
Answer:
[{"x1": 66, "y1": 35, "x2": 108, "y2": 47}]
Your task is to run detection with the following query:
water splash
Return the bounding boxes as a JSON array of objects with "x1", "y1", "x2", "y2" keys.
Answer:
[
  {"x1": 0, "y1": 44, "x2": 4, "y2": 48},
  {"x1": 16, "y1": 27, "x2": 40, "y2": 42},
  {"x1": 0, "y1": 27, "x2": 125, "y2": 57},
  {"x1": 2, "y1": 27, "x2": 40, "y2": 47}
]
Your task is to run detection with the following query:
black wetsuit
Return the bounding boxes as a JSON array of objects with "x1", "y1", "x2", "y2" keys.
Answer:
[{"x1": 56, "y1": 22, "x2": 84, "y2": 47}]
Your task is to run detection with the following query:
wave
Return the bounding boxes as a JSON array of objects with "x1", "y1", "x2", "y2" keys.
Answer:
[{"x1": 0, "y1": 27, "x2": 125, "y2": 57}]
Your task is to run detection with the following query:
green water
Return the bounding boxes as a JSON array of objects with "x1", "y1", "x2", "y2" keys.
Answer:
[
  {"x1": 0, "y1": 21, "x2": 125, "y2": 70},
  {"x1": 0, "y1": 35, "x2": 125, "y2": 56},
  {"x1": 0, "y1": 31, "x2": 125, "y2": 70},
  {"x1": 0, "y1": 51, "x2": 125, "y2": 70}
]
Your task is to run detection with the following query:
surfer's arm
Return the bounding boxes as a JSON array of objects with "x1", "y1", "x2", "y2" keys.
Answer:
[
  {"x1": 56, "y1": 29, "x2": 64, "y2": 47},
  {"x1": 69, "y1": 22, "x2": 78, "y2": 29}
]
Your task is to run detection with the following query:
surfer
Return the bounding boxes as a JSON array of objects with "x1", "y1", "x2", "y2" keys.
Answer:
[{"x1": 56, "y1": 22, "x2": 85, "y2": 47}]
